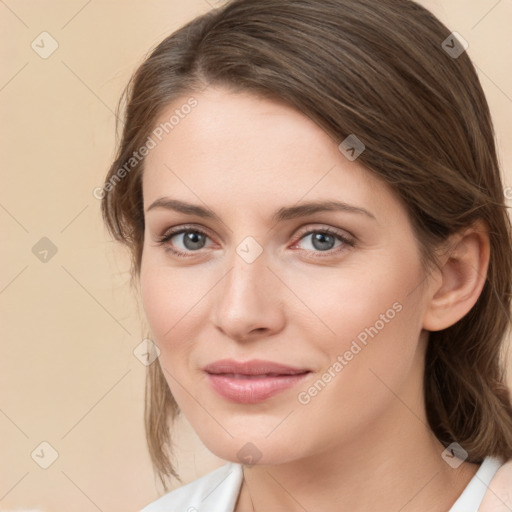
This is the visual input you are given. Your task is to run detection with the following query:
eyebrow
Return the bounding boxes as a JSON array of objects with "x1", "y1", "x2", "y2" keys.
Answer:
[{"x1": 146, "y1": 198, "x2": 376, "y2": 222}]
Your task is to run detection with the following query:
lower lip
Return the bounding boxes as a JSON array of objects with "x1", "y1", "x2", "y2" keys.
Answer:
[{"x1": 206, "y1": 372, "x2": 310, "y2": 404}]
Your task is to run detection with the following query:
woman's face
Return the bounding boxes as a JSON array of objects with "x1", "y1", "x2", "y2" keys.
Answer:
[{"x1": 140, "y1": 86, "x2": 434, "y2": 465}]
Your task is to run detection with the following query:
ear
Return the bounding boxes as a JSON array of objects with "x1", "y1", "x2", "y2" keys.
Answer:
[{"x1": 422, "y1": 220, "x2": 490, "y2": 332}]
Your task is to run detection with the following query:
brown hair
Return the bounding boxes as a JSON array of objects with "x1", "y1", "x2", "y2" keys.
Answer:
[{"x1": 101, "y1": 0, "x2": 512, "y2": 489}]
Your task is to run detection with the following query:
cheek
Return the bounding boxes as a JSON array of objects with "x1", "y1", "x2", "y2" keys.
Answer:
[
  {"x1": 139, "y1": 252, "x2": 218, "y2": 377},
  {"x1": 139, "y1": 263, "x2": 170, "y2": 340},
  {"x1": 290, "y1": 251, "x2": 425, "y2": 357},
  {"x1": 139, "y1": 263, "x2": 200, "y2": 407},
  {"x1": 290, "y1": 269, "x2": 426, "y2": 450},
  {"x1": 140, "y1": 245, "x2": 194, "y2": 332},
  {"x1": 294, "y1": 257, "x2": 426, "y2": 409},
  {"x1": 139, "y1": 255, "x2": 194, "y2": 353}
]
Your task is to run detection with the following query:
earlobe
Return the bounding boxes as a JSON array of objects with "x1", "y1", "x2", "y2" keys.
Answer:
[{"x1": 422, "y1": 220, "x2": 490, "y2": 332}]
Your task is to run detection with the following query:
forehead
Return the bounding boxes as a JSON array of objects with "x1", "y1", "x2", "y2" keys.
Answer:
[
  {"x1": 142, "y1": 86, "x2": 393, "y2": 219},
  {"x1": 146, "y1": 87, "x2": 335, "y2": 168}
]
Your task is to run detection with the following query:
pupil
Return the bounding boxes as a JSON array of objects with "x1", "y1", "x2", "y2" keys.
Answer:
[
  {"x1": 312, "y1": 233, "x2": 334, "y2": 251},
  {"x1": 184, "y1": 231, "x2": 205, "y2": 250}
]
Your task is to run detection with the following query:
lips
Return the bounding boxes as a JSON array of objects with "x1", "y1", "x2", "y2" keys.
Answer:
[{"x1": 203, "y1": 359, "x2": 311, "y2": 404}]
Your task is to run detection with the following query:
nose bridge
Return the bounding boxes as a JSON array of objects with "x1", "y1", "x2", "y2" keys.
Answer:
[
  {"x1": 221, "y1": 242, "x2": 271, "y2": 309},
  {"x1": 211, "y1": 239, "x2": 284, "y2": 339}
]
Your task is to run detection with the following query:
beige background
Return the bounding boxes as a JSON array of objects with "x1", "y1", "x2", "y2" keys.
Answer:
[{"x1": 1, "y1": 1, "x2": 511, "y2": 510}]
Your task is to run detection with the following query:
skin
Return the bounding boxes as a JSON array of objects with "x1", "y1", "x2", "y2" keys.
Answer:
[
  {"x1": 480, "y1": 460, "x2": 512, "y2": 511},
  {"x1": 140, "y1": 86, "x2": 490, "y2": 511}
]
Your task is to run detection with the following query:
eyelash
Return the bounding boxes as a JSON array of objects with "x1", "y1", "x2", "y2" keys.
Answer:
[{"x1": 155, "y1": 224, "x2": 356, "y2": 259}]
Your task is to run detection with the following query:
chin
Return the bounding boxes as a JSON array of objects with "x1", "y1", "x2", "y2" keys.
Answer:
[{"x1": 198, "y1": 433, "x2": 303, "y2": 467}]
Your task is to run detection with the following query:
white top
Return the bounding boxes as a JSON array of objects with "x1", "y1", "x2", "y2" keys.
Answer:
[{"x1": 140, "y1": 456, "x2": 504, "y2": 512}]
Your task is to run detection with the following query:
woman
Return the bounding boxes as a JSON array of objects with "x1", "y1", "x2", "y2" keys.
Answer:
[{"x1": 100, "y1": 0, "x2": 512, "y2": 510}]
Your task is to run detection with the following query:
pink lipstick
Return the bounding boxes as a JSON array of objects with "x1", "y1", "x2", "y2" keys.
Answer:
[{"x1": 203, "y1": 359, "x2": 311, "y2": 404}]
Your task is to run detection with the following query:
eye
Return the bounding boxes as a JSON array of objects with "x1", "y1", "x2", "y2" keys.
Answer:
[
  {"x1": 155, "y1": 224, "x2": 355, "y2": 259},
  {"x1": 156, "y1": 226, "x2": 213, "y2": 258},
  {"x1": 291, "y1": 227, "x2": 355, "y2": 256}
]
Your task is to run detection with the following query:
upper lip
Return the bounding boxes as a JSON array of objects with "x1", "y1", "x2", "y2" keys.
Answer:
[{"x1": 203, "y1": 359, "x2": 310, "y2": 376}]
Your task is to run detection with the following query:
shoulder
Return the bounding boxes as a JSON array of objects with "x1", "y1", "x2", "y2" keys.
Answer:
[
  {"x1": 140, "y1": 462, "x2": 244, "y2": 512},
  {"x1": 479, "y1": 459, "x2": 512, "y2": 512}
]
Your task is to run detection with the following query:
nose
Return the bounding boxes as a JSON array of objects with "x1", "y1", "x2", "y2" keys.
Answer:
[{"x1": 210, "y1": 249, "x2": 286, "y2": 342}]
